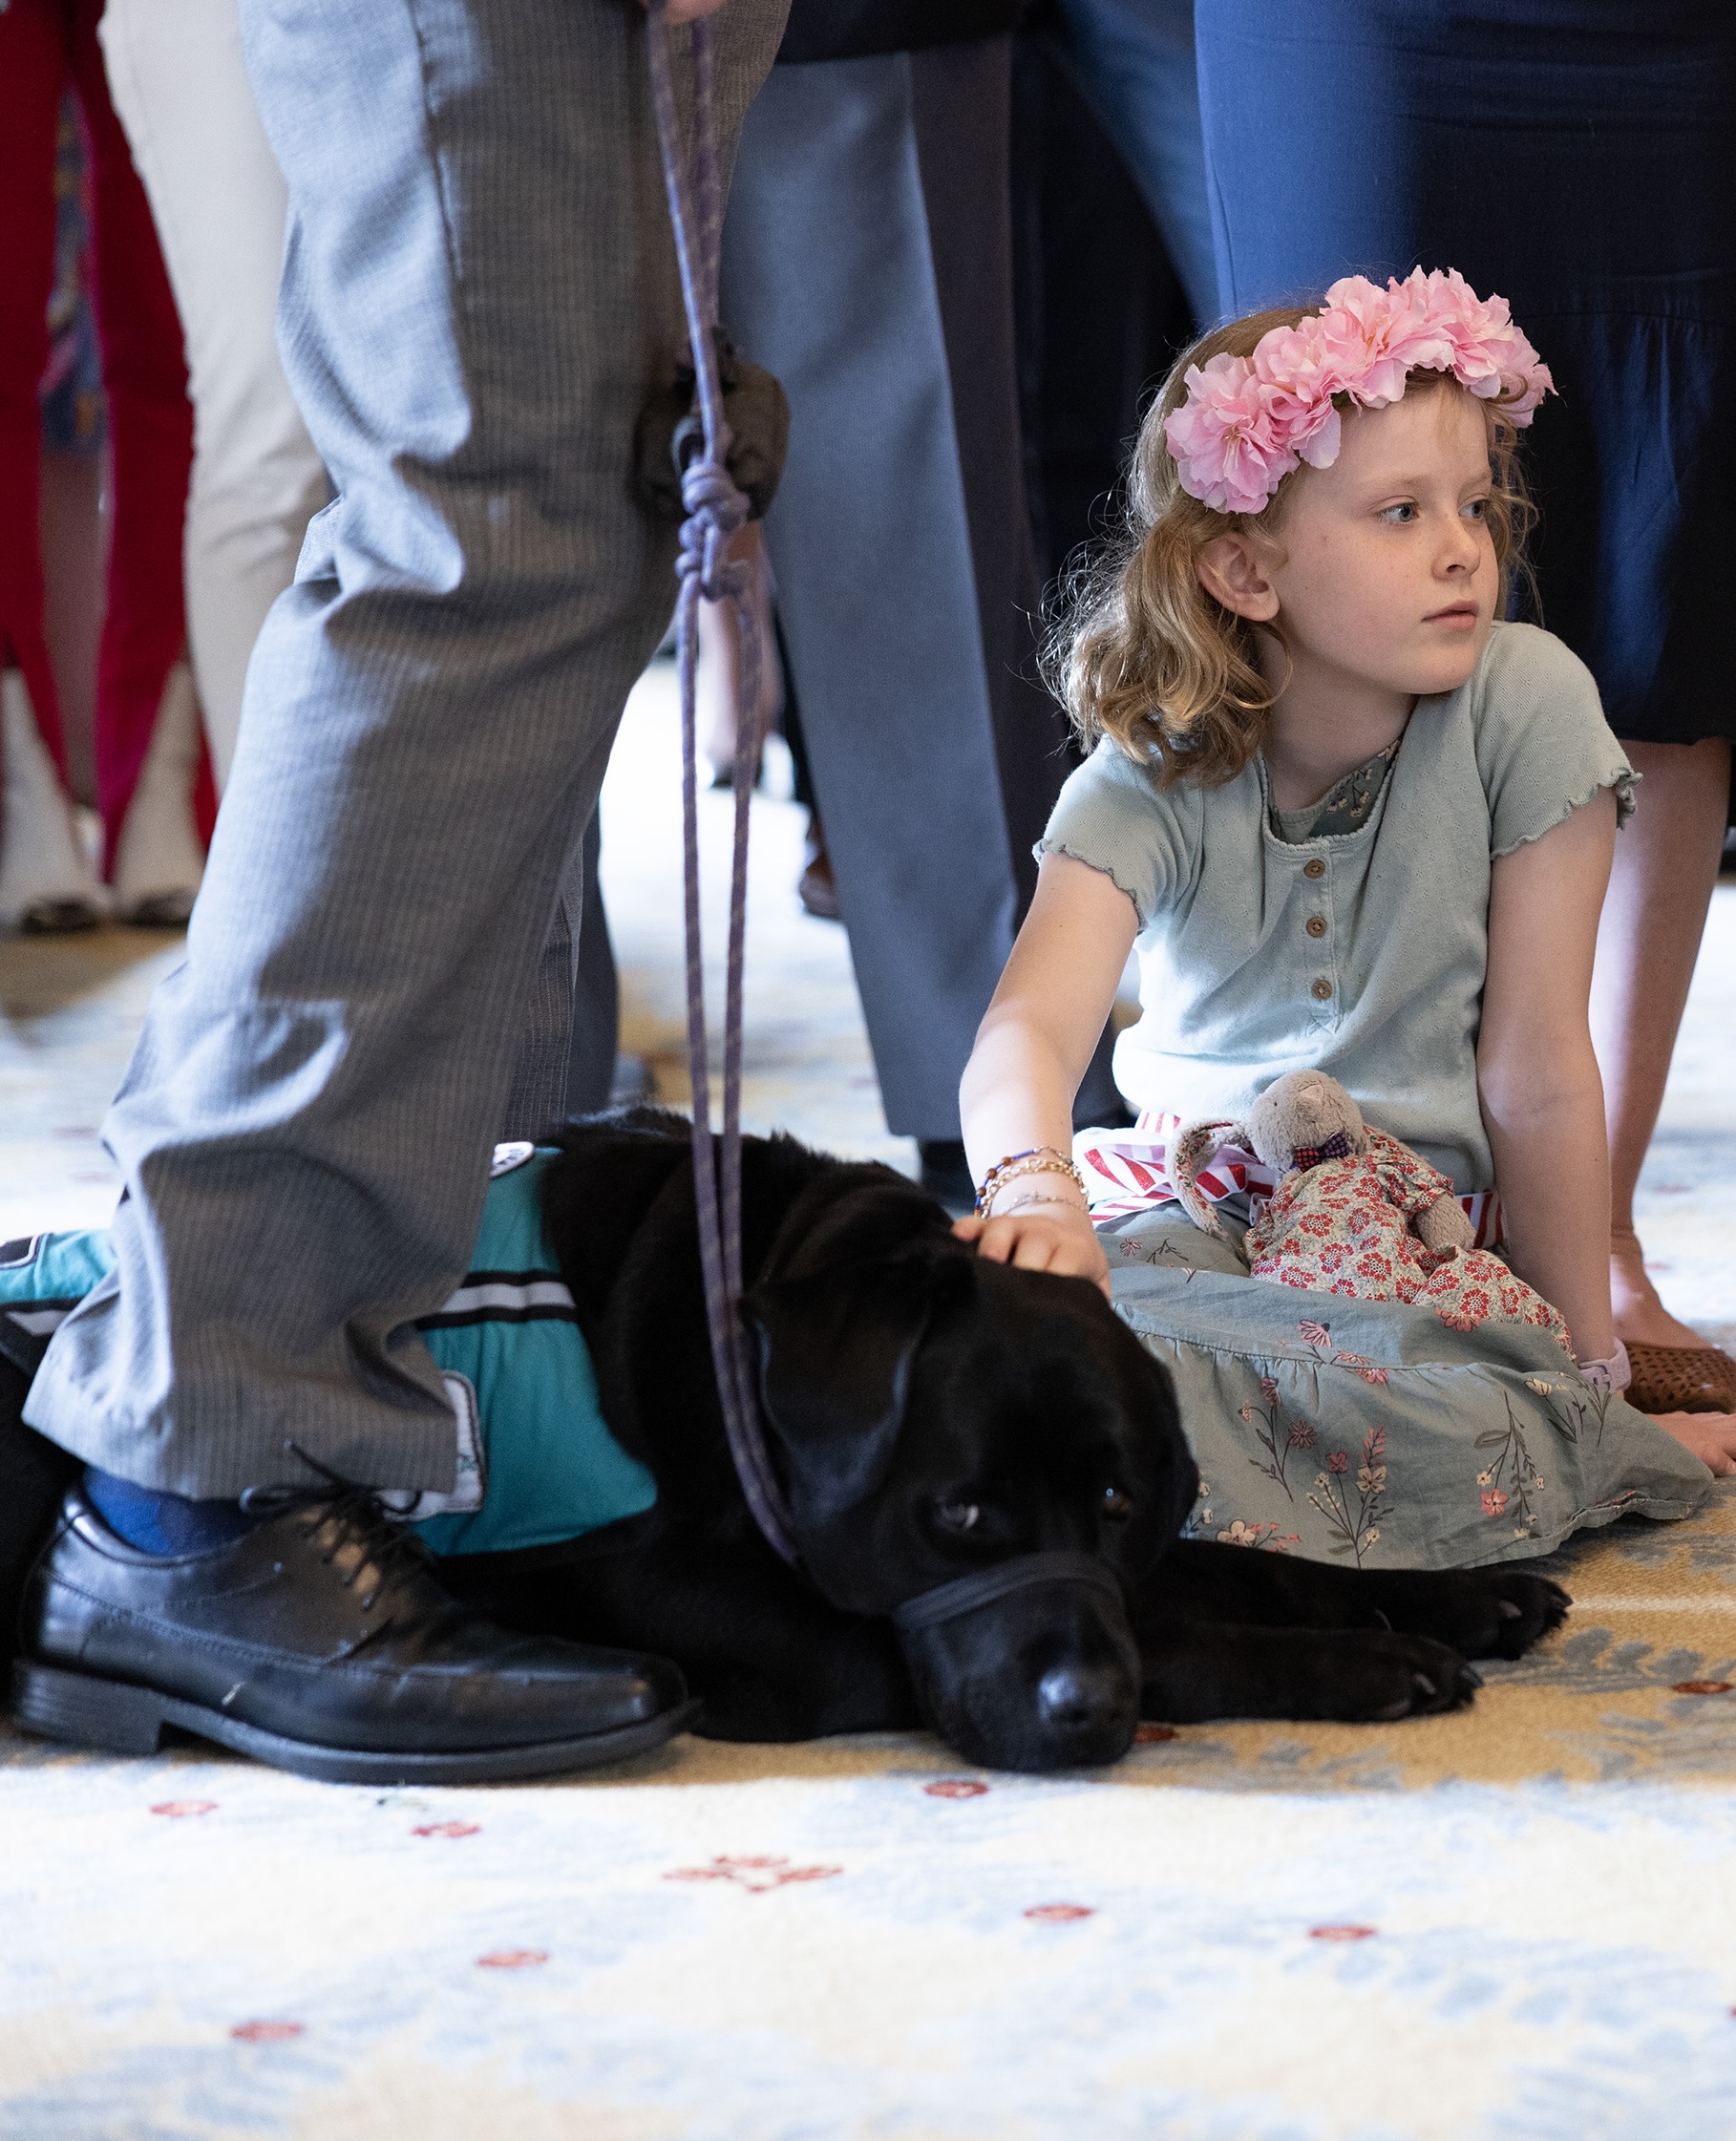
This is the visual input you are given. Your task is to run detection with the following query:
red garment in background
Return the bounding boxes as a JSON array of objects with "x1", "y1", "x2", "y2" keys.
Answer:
[{"x1": 0, "y1": 0, "x2": 197, "y2": 871}]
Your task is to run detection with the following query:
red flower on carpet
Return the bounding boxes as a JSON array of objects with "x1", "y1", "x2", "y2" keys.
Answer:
[
  {"x1": 231, "y1": 2021, "x2": 305, "y2": 2043},
  {"x1": 1025, "y1": 1903, "x2": 1094, "y2": 1922},
  {"x1": 151, "y1": 1800, "x2": 218, "y2": 1818},
  {"x1": 664, "y1": 1855, "x2": 842, "y2": 1893},
  {"x1": 1308, "y1": 1924, "x2": 1376, "y2": 1941},
  {"x1": 924, "y1": 1779, "x2": 989, "y2": 1799},
  {"x1": 477, "y1": 1950, "x2": 549, "y2": 1969},
  {"x1": 413, "y1": 1821, "x2": 480, "y2": 1839}
]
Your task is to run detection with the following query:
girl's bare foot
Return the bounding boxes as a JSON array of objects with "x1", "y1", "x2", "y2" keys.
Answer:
[{"x1": 1610, "y1": 1222, "x2": 1711, "y2": 1350}]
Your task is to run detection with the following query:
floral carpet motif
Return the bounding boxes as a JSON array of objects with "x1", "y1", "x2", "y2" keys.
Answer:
[{"x1": 10, "y1": 1489, "x2": 1736, "y2": 2140}]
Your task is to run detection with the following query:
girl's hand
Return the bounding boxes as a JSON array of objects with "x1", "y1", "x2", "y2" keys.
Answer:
[
  {"x1": 952, "y1": 1201, "x2": 1111, "y2": 1299},
  {"x1": 1650, "y1": 1410, "x2": 1736, "y2": 1479}
]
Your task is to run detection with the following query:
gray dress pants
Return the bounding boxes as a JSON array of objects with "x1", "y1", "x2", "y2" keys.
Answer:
[
  {"x1": 720, "y1": 41, "x2": 1090, "y2": 1141},
  {"x1": 25, "y1": 0, "x2": 788, "y2": 1496}
]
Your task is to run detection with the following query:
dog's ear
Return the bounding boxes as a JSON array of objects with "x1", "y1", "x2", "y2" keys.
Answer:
[{"x1": 741, "y1": 1253, "x2": 965, "y2": 1534}]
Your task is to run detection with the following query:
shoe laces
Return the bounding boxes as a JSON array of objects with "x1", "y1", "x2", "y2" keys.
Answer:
[{"x1": 241, "y1": 1443, "x2": 439, "y2": 1615}]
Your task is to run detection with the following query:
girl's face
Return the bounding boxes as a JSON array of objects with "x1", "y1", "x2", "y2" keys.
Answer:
[{"x1": 1204, "y1": 385, "x2": 1501, "y2": 708}]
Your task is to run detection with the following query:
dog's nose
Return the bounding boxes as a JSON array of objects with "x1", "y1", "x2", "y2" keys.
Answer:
[{"x1": 1037, "y1": 1662, "x2": 1131, "y2": 1733}]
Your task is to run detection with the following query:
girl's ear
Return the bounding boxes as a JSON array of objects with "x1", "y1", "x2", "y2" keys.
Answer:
[{"x1": 1196, "y1": 534, "x2": 1280, "y2": 622}]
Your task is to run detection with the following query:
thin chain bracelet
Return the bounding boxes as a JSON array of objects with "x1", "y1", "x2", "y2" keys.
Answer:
[
  {"x1": 975, "y1": 1147, "x2": 1087, "y2": 1217},
  {"x1": 989, "y1": 1188, "x2": 1090, "y2": 1220}
]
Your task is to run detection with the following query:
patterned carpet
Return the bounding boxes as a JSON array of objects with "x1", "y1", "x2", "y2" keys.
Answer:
[{"x1": 3, "y1": 664, "x2": 1735, "y2": 2139}]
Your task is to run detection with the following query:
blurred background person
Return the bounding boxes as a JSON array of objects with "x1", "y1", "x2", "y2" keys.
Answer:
[
  {"x1": 98, "y1": 0, "x2": 328, "y2": 817},
  {"x1": 1, "y1": 0, "x2": 206, "y2": 934},
  {"x1": 36, "y1": 95, "x2": 108, "y2": 849}
]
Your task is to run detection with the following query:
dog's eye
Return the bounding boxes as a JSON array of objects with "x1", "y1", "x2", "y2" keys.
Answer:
[
  {"x1": 936, "y1": 1500, "x2": 981, "y2": 1534},
  {"x1": 1101, "y1": 1486, "x2": 1133, "y2": 1520}
]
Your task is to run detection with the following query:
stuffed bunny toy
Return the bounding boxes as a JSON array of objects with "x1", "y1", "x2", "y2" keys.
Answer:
[{"x1": 1170, "y1": 1070, "x2": 1573, "y2": 1356}]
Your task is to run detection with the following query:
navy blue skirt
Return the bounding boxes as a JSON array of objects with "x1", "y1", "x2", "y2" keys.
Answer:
[{"x1": 1195, "y1": 2, "x2": 1736, "y2": 744}]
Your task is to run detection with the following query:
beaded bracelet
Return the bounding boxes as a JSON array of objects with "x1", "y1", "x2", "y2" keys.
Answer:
[{"x1": 975, "y1": 1145, "x2": 1087, "y2": 1218}]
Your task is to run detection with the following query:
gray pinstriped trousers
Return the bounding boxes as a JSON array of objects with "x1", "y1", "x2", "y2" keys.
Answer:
[{"x1": 25, "y1": 0, "x2": 789, "y2": 1496}]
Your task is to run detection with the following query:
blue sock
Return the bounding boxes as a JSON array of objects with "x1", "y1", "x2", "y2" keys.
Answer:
[{"x1": 84, "y1": 1468, "x2": 263, "y2": 1556}]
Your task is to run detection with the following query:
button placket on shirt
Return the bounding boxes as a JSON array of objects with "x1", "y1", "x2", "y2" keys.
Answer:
[{"x1": 1300, "y1": 852, "x2": 1336, "y2": 1012}]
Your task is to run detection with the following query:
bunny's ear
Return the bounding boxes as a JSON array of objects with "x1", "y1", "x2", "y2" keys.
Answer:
[{"x1": 1167, "y1": 1118, "x2": 1247, "y2": 1236}]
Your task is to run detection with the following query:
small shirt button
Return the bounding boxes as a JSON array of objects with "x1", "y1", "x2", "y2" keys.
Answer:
[
  {"x1": 1305, "y1": 915, "x2": 1328, "y2": 938},
  {"x1": 1302, "y1": 858, "x2": 1326, "y2": 879},
  {"x1": 1310, "y1": 977, "x2": 1334, "y2": 1001}
]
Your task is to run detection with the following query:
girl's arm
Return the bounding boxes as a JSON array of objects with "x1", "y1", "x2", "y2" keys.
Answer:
[
  {"x1": 955, "y1": 852, "x2": 1138, "y2": 1295},
  {"x1": 1480, "y1": 790, "x2": 1736, "y2": 1473}
]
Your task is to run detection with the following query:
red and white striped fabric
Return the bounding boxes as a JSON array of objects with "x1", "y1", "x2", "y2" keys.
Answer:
[{"x1": 1073, "y1": 1111, "x2": 1504, "y2": 1247}]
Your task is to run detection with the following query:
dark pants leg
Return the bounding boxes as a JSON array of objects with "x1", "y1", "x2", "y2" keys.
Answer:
[{"x1": 721, "y1": 39, "x2": 1103, "y2": 1142}]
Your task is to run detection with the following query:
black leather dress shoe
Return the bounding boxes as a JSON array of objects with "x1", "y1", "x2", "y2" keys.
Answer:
[{"x1": 11, "y1": 1486, "x2": 697, "y2": 1783}]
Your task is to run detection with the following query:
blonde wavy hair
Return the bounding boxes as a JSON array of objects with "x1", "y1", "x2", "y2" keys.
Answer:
[{"x1": 1048, "y1": 306, "x2": 1538, "y2": 788}]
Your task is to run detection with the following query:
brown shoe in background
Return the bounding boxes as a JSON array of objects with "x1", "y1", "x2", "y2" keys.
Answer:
[
  {"x1": 1625, "y1": 1342, "x2": 1736, "y2": 1415},
  {"x1": 797, "y1": 814, "x2": 842, "y2": 922}
]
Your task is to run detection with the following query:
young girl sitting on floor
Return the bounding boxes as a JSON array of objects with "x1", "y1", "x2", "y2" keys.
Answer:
[{"x1": 956, "y1": 270, "x2": 1734, "y2": 1570}]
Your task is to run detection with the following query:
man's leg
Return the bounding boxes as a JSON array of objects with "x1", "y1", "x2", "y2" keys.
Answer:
[
  {"x1": 564, "y1": 812, "x2": 623, "y2": 1118},
  {"x1": 721, "y1": 40, "x2": 1072, "y2": 1149},
  {"x1": 26, "y1": 0, "x2": 787, "y2": 1497}
]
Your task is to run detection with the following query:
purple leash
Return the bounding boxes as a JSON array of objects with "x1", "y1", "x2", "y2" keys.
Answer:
[{"x1": 646, "y1": 4, "x2": 800, "y2": 1567}]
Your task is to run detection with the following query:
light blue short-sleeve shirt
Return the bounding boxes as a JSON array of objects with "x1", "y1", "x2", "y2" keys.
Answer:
[{"x1": 1039, "y1": 622, "x2": 1635, "y2": 1193}]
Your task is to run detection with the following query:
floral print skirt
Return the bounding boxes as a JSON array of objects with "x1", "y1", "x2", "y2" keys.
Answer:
[{"x1": 1102, "y1": 1203, "x2": 1709, "y2": 1570}]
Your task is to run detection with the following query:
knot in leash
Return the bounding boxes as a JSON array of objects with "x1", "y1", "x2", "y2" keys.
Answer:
[{"x1": 675, "y1": 451, "x2": 751, "y2": 604}]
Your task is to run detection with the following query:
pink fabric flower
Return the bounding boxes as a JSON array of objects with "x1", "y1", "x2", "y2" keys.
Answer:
[
  {"x1": 1250, "y1": 325, "x2": 1344, "y2": 467},
  {"x1": 1164, "y1": 267, "x2": 1553, "y2": 514},
  {"x1": 1317, "y1": 274, "x2": 1448, "y2": 409},
  {"x1": 1411, "y1": 266, "x2": 1555, "y2": 416},
  {"x1": 1162, "y1": 352, "x2": 1296, "y2": 515}
]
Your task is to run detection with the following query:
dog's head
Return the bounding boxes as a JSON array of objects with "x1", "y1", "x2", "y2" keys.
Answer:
[{"x1": 742, "y1": 1178, "x2": 1196, "y2": 1773}]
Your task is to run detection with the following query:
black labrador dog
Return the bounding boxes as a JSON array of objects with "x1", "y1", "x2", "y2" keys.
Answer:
[
  {"x1": 451, "y1": 1111, "x2": 1568, "y2": 1770},
  {"x1": 0, "y1": 1110, "x2": 1568, "y2": 1774}
]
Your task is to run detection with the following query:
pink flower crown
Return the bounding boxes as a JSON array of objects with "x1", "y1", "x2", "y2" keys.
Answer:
[{"x1": 1163, "y1": 268, "x2": 1554, "y2": 517}]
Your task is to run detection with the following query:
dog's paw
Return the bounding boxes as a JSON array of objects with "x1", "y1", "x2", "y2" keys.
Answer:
[
  {"x1": 1138, "y1": 1622, "x2": 1490, "y2": 1728},
  {"x1": 1325, "y1": 1630, "x2": 1482, "y2": 1722},
  {"x1": 1363, "y1": 1568, "x2": 1571, "y2": 1662}
]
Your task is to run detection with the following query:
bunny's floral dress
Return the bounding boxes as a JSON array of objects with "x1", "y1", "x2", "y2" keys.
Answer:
[{"x1": 1241, "y1": 1131, "x2": 1573, "y2": 1355}]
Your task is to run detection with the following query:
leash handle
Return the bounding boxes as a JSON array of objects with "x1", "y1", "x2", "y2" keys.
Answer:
[{"x1": 646, "y1": 3, "x2": 800, "y2": 1566}]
